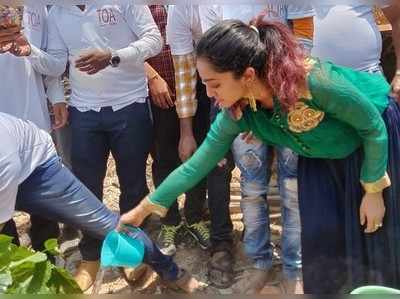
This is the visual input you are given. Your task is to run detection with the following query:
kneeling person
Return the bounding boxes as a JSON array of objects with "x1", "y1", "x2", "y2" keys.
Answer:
[{"x1": 0, "y1": 112, "x2": 202, "y2": 294}]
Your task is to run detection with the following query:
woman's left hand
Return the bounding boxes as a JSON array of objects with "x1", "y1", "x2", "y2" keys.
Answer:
[
  {"x1": 359, "y1": 192, "x2": 385, "y2": 233},
  {"x1": 390, "y1": 72, "x2": 400, "y2": 102}
]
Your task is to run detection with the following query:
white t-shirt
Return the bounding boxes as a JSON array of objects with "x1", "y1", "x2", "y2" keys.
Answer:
[
  {"x1": 222, "y1": 2, "x2": 315, "y2": 51},
  {"x1": 222, "y1": 2, "x2": 315, "y2": 25},
  {"x1": 0, "y1": 5, "x2": 63, "y2": 132},
  {"x1": 166, "y1": 5, "x2": 223, "y2": 56},
  {"x1": 0, "y1": 112, "x2": 56, "y2": 224},
  {"x1": 28, "y1": 1, "x2": 162, "y2": 111},
  {"x1": 312, "y1": 1, "x2": 391, "y2": 71},
  {"x1": 166, "y1": 2, "x2": 314, "y2": 56}
]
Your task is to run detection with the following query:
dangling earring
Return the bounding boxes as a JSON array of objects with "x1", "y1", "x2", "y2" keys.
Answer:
[{"x1": 248, "y1": 91, "x2": 258, "y2": 112}]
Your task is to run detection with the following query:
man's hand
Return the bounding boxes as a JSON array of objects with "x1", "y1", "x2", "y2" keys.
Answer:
[
  {"x1": 0, "y1": 25, "x2": 30, "y2": 56},
  {"x1": 179, "y1": 134, "x2": 197, "y2": 162},
  {"x1": 75, "y1": 49, "x2": 111, "y2": 75},
  {"x1": 9, "y1": 33, "x2": 31, "y2": 56},
  {"x1": 360, "y1": 192, "x2": 386, "y2": 233},
  {"x1": 0, "y1": 25, "x2": 18, "y2": 52},
  {"x1": 149, "y1": 75, "x2": 174, "y2": 109},
  {"x1": 390, "y1": 72, "x2": 400, "y2": 101},
  {"x1": 52, "y1": 103, "x2": 68, "y2": 130}
]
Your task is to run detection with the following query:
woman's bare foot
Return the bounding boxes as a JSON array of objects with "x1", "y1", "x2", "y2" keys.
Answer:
[{"x1": 164, "y1": 269, "x2": 207, "y2": 293}]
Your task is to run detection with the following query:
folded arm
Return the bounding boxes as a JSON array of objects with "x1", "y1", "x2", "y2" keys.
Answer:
[{"x1": 117, "y1": 5, "x2": 162, "y2": 66}]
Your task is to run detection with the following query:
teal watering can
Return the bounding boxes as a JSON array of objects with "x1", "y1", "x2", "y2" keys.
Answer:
[{"x1": 100, "y1": 225, "x2": 145, "y2": 268}]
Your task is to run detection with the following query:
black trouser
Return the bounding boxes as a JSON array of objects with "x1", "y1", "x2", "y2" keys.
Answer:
[
  {"x1": 208, "y1": 102, "x2": 235, "y2": 247},
  {"x1": 151, "y1": 80, "x2": 234, "y2": 246},
  {"x1": 70, "y1": 102, "x2": 153, "y2": 261},
  {"x1": 151, "y1": 80, "x2": 209, "y2": 226}
]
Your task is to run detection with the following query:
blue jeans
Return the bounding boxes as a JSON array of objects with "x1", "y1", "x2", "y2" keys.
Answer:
[
  {"x1": 232, "y1": 137, "x2": 301, "y2": 279},
  {"x1": 69, "y1": 101, "x2": 153, "y2": 260},
  {"x1": 52, "y1": 123, "x2": 72, "y2": 170},
  {"x1": 14, "y1": 155, "x2": 180, "y2": 282}
]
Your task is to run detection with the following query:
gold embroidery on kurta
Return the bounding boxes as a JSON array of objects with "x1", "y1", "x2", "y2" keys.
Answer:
[{"x1": 287, "y1": 102, "x2": 325, "y2": 133}]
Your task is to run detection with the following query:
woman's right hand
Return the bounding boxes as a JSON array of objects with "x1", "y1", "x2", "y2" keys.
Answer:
[{"x1": 118, "y1": 202, "x2": 152, "y2": 229}]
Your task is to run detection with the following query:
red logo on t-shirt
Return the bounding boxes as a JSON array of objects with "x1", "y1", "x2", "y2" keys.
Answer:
[{"x1": 96, "y1": 8, "x2": 117, "y2": 26}]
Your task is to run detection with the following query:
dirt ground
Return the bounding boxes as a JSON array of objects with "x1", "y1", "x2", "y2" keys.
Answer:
[{"x1": 12, "y1": 156, "x2": 285, "y2": 294}]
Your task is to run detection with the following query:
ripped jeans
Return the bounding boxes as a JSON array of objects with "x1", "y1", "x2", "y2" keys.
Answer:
[{"x1": 232, "y1": 136, "x2": 301, "y2": 279}]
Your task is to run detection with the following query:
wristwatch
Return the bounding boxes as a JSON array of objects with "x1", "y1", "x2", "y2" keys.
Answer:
[{"x1": 109, "y1": 51, "x2": 120, "y2": 68}]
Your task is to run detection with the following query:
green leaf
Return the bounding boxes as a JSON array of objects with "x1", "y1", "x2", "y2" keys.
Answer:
[
  {"x1": 26, "y1": 261, "x2": 52, "y2": 294},
  {"x1": 10, "y1": 246, "x2": 36, "y2": 262},
  {"x1": 47, "y1": 267, "x2": 82, "y2": 294},
  {"x1": 0, "y1": 235, "x2": 13, "y2": 270},
  {"x1": 7, "y1": 261, "x2": 52, "y2": 294},
  {"x1": 9, "y1": 252, "x2": 47, "y2": 269},
  {"x1": 44, "y1": 239, "x2": 60, "y2": 256},
  {"x1": 0, "y1": 252, "x2": 12, "y2": 271},
  {"x1": 0, "y1": 239, "x2": 79, "y2": 294},
  {"x1": 0, "y1": 235, "x2": 13, "y2": 252},
  {"x1": 6, "y1": 262, "x2": 34, "y2": 294},
  {"x1": 0, "y1": 271, "x2": 12, "y2": 293}
]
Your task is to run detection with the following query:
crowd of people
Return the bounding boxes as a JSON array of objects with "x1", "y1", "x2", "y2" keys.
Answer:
[{"x1": 0, "y1": 0, "x2": 400, "y2": 294}]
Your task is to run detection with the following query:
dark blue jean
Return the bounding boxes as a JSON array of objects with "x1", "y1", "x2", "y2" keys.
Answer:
[
  {"x1": 14, "y1": 155, "x2": 179, "y2": 282},
  {"x1": 69, "y1": 101, "x2": 153, "y2": 260}
]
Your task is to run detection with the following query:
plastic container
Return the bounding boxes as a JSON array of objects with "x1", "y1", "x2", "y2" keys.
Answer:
[
  {"x1": 100, "y1": 226, "x2": 145, "y2": 268},
  {"x1": 351, "y1": 286, "x2": 400, "y2": 294}
]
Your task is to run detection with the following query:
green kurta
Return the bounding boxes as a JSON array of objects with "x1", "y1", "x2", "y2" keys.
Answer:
[{"x1": 149, "y1": 59, "x2": 391, "y2": 209}]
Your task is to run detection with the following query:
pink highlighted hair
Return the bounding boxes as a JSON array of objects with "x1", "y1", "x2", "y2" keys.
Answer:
[
  {"x1": 252, "y1": 16, "x2": 307, "y2": 108},
  {"x1": 196, "y1": 18, "x2": 308, "y2": 109}
]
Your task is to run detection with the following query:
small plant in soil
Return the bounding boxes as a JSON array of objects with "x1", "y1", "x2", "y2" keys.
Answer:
[{"x1": 0, "y1": 235, "x2": 82, "y2": 294}]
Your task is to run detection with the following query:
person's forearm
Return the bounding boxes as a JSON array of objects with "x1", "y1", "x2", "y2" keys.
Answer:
[
  {"x1": 116, "y1": 28, "x2": 162, "y2": 66},
  {"x1": 27, "y1": 45, "x2": 67, "y2": 77},
  {"x1": 118, "y1": 5, "x2": 162, "y2": 66},
  {"x1": 172, "y1": 53, "x2": 198, "y2": 118},
  {"x1": 180, "y1": 117, "x2": 194, "y2": 138},
  {"x1": 44, "y1": 75, "x2": 66, "y2": 104},
  {"x1": 144, "y1": 62, "x2": 160, "y2": 81}
]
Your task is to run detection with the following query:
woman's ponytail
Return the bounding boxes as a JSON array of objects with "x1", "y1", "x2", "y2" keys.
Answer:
[{"x1": 253, "y1": 16, "x2": 307, "y2": 109}]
